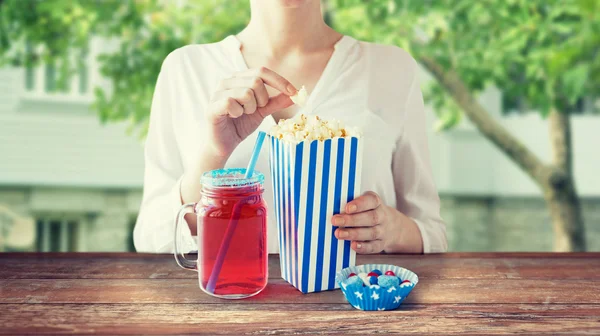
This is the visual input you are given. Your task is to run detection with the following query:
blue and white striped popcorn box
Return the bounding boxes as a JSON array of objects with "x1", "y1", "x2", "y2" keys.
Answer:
[{"x1": 269, "y1": 135, "x2": 364, "y2": 293}]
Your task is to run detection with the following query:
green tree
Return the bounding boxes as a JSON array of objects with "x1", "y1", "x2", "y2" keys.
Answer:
[
  {"x1": 1, "y1": 0, "x2": 597, "y2": 251},
  {"x1": 332, "y1": 0, "x2": 599, "y2": 251},
  {"x1": 0, "y1": 0, "x2": 248, "y2": 133}
]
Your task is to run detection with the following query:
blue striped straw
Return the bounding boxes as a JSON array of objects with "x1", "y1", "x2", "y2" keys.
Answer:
[{"x1": 206, "y1": 131, "x2": 267, "y2": 294}]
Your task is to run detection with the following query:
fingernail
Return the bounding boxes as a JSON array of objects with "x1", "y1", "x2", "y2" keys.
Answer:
[
  {"x1": 334, "y1": 217, "x2": 345, "y2": 226},
  {"x1": 356, "y1": 243, "x2": 362, "y2": 249},
  {"x1": 347, "y1": 204, "x2": 357, "y2": 213},
  {"x1": 287, "y1": 84, "x2": 297, "y2": 95},
  {"x1": 338, "y1": 230, "x2": 348, "y2": 239}
]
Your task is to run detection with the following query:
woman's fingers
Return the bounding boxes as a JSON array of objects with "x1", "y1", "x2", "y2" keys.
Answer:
[
  {"x1": 256, "y1": 93, "x2": 294, "y2": 118},
  {"x1": 249, "y1": 77, "x2": 269, "y2": 107},
  {"x1": 209, "y1": 67, "x2": 295, "y2": 121},
  {"x1": 211, "y1": 90, "x2": 291, "y2": 120},
  {"x1": 213, "y1": 97, "x2": 244, "y2": 118},
  {"x1": 212, "y1": 88, "x2": 258, "y2": 116},
  {"x1": 217, "y1": 76, "x2": 270, "y2": 107},
  {"x1": 335, "y1": 224, "x2": 384, "y2": 241},
  {"x1": 345, "y1": 191, "x2": 382, "y2": 214},
  {"x1": 352, "y1": 240, "x2": 385, "y2": 254},
  {"x1": 237, "y1": 88, "x2": 258, "y2": 115},
  {"x1": 332, "y1": 207, "x2": 386, "y2": 228},
  {"x1": 235, "y1": 67, "x2": 297, "y2": 95},
  {"x1": 331, "y1": 191, "x2": 388, "y2": 254}
]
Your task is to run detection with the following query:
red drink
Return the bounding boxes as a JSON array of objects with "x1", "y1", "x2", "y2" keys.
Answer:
[{"x1": 196, "y1": 171, "x2": 268, "y2": 298}]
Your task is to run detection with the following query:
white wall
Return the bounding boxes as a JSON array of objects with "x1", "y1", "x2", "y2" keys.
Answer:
[{"x1": 0, "y1": 64, "x2": 144, "y2": 189}]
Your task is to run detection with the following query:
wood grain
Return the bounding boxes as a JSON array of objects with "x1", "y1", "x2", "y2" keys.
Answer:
[
  {"x1": 2, "y1": 253, "x2": 600, "y2": 280},
  {"x1": 1, "y1": 253, "x2": 600, "y2": 335},
  {"x1": 0, "y1": 304, "x2": 599, "y2": 335},
  {"x1": 1, "y1": 278, "x2": 599, "y2": 305}
]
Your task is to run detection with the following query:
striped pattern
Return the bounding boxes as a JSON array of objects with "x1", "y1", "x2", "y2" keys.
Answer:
[{"x1": 269, "y1": 136, "x2": 363, "y2": 293}]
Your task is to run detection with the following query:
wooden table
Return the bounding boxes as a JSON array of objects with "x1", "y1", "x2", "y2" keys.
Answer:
[{"x1": 1, "y1": 253, "x2": 599, "y2": 335}]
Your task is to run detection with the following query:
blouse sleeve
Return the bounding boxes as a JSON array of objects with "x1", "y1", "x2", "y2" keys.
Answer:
[
  {"x1": 392, "y1": 69, "x2": 448, "y2": 253},
  {"x1": 133, "y1": 53, "x2": 197, "y2": 253}
]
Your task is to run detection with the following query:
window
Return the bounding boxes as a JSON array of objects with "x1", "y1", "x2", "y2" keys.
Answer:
[
  {"x1": 502, "y1": 95, "x2": 596, "y2": 115},
  {"x1": 44, "y1": 62, "x2": 57, "y2": 93},
  {"x1": 23, "y1": 44, "x2": 91, "y2": 99},
  {"x1": 36, "y1": 218, "x2": 81, "y2": 252},
  {"x1": 78, "y1": 47, "x2": 89, "y2": 94},
  {"x1": 25, "y1": 43, "x2": 35, "y2": 91}
]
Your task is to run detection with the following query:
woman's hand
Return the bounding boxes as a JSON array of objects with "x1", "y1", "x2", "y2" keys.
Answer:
[
  {"x1": 181, "y1": 67, "x2": 295, "y2": 206},
  {"x1": 206, "y1": 67, "x2": 297, "y2": 159},
  {"x1": 332, "y1": 191, "x2": 424, "y2": 254}
]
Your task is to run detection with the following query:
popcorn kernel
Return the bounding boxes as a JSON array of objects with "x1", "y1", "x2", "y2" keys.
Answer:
[{"x1": 269, "y1": 114, "x2": 361, "y2": 144}]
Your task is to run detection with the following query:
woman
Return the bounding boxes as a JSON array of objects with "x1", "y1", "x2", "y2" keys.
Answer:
[{"x1": 134, "y1": 0, "x2": 447, "y2": 254}]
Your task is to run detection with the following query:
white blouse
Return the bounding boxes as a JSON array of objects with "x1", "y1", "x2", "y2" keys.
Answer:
[{"x1": 133, "y1": 35, "x2": 447, "y2": 254}]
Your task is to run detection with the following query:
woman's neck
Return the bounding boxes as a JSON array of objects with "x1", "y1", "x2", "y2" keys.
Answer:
[{"x1": 238, "y1": 0, "x2": 339, "y2": 57}]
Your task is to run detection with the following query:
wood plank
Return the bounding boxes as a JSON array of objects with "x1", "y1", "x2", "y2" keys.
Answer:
[
  {"x1": 0, "y1": 255, "x2": 198, "y2": 280},
  {"x1": 1, "y1": 278, "x2": 599, "y2": 305},
  {"x1": 0, "y1": 304, "x2": 598, "y2": 335},
  {"x1": 2, "y1": 253, "x2": 600, "y2": 334},
  {"x1": 2, "y1": 254, "x2": 600, "y2": 280},
  {"x1": 3, "y1": 252, "x2": 598, "y2": 258}
]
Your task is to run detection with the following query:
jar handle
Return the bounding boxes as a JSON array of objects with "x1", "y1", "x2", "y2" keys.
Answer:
[{"x1": 173, "y1": 203, "x2": 197, "y2": 271}]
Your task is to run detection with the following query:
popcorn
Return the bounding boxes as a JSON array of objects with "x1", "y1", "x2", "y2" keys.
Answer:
[
  {"x1": 290, "y1": 85, "x2": 308, "y2": 107},
  {"x1": 269, "y1": 114, "x2": 362, "y2": 143}
]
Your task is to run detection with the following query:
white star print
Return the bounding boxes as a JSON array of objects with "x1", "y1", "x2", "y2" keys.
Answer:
[
  {"x1": 369, "y1": 284, "x2": 380, "y2": 290},
  {"x1": 387, "y1": 286, "x2": 397, "y2": 293},
  {"x1": 353, "y1": 304, "x2": 361, "y2": 310},
  {"x1": 377, "y1": 307, "x2": 385, "y2": 311},
  {"x1": 394, "y1": 296, "x2": 402, "y2": 303},
  {"x1": 371, "y1": 292, "x2": 380, "y2": 300},
  {"x1": 354, "y1": 291, "x2": 363, "y2": 300}
]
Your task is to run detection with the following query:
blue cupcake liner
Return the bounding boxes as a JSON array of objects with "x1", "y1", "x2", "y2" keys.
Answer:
[{"x1": 336, "y1": 264, "x2": 418, "y2": 311}]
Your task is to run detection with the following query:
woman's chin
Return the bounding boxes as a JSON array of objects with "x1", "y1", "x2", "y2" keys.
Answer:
[{"x1": 273, "y1": 0, "x2": 311, "y2": 8}]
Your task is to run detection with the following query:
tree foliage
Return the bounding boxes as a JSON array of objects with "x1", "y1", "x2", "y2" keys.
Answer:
[
  {"x1": 0, "y1": 0, "x2": 598, "y2": 135},
  {"x1": 0, "y1": 0, "x2": 248, "y2": 135},
  {"x1": 332, "y1": 0, "x2": 600, "y2": 130}
]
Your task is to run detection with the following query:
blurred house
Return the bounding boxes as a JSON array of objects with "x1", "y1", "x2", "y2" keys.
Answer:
[
  {"x1": 0, "y1": 40, "x2": 598, "y2": 252},
  {"x1": 425, "y1": 85, "x2": 600, "y2": 251},
  {"x1": 0, "y1": 39, "x2": 143, "y2": 252}
]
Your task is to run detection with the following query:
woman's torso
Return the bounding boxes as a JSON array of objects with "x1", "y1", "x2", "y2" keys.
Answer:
[{"x1": 167, "y1": 36, "x2": 414, "y2": 252}]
